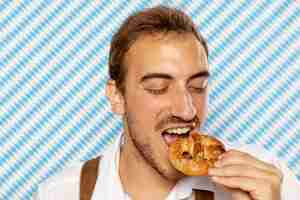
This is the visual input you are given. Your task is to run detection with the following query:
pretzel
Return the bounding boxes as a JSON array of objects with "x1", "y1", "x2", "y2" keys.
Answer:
[{"x1": 169, "y1": 131, "x2": 225, "y2": 176}]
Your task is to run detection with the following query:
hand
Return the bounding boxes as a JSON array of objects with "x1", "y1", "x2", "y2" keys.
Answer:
[{"x1": 208, "y1": 150, "x2": 283, "y2": 200}]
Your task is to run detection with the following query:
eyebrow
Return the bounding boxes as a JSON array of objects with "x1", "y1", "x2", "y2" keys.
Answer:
[
  {"x1": 140, "y1": 73, "x2": 173, "y2": 82},
  {"x1": 140, "y1": 71, "x2": 210, "y2": 83},
  {"x1": 189, "y1": 71, "x2": 210, "y2": 80}
]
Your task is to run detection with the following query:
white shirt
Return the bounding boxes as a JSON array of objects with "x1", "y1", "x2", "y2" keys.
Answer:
[{"x1": 35, "y1": 133, "x2": 300, "y2": 200}]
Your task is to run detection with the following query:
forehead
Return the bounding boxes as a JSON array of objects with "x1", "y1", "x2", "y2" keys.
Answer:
[{"x1": 124, "y1": 32, "x2": 209, "y2": 79}]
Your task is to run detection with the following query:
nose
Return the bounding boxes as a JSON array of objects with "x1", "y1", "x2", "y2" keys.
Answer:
[{"x1": 171, "y1": 89, "x2": 196, "y2": 121}]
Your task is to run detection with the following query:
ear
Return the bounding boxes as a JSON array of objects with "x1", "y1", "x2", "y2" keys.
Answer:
[{"x1": 106, "y1": 80, "x2": 125, "y2": 115}]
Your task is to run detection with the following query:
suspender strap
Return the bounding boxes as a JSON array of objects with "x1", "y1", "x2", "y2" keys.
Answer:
[
  {"x1": 193, "y1": 189, "x2": 214, "y2": 200},
  {"x1": 80, "y1": 157, "x2": 100, "y2": 200},
  {"x1": 80, "y1": 157, "x2": 214, "y2": 200}
]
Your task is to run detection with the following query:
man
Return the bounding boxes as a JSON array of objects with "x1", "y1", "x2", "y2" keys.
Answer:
[{"x1": 35, "y1": 6, "x2": 299, "y2": 200}]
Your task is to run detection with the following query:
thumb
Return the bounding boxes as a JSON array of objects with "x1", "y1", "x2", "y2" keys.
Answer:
[{"x1": 227, "y1": 188, "x2": 252, "y2": 200}]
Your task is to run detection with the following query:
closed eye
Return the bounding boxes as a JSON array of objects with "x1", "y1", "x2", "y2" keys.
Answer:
[
  {"x1": 189, "y1": 86, "x2": 207, "y2": 93},
  {"x1": 189, "y1": 79, "x2": 208, "y2": 93},
  {"x1": 145, "y1": 87, "x2": 168, "y2": 95}
]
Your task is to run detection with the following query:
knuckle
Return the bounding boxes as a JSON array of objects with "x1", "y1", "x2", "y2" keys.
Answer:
[
  {"x1": 269, "y1": 173, "x2": 280, "y2": 184},
  {"x1": 272, "y1": 166, "x2": 284, "y2": 183},
  {"x1": 262, "y1": 181, "x2": 273, "y2": 191},
  {"x1": 262, "y1": 177, "x2": 280, "y2": 192},
  {"x1": 276, "y1": 168, "x2": 284, "y2": 182}
]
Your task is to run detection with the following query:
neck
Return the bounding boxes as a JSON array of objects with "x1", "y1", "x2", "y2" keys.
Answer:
[{"x1": 119, "y1": 133, "x2": 176, "y2": 200}]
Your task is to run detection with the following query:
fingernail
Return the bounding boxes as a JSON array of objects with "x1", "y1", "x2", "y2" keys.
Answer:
[
  {"x1": 211, "y1": 176, "x2": 219, "y2": 182},
  {"x1": 208, "y1": 168, "x2": 216, "y2": 175}
]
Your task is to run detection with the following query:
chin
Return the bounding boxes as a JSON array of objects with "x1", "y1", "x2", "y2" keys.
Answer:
[{"x1": 158, "y1": 162, "x2": 186, "y2": 181}]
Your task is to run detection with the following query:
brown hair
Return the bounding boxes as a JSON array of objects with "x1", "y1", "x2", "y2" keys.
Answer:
[{"x1": 108, "y1": 5, "x2": 208, "y2": 92}]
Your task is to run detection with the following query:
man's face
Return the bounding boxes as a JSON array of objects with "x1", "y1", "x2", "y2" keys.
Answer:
[{"x1": 114, "y1": 33, "x2": 209, "y2": 180}]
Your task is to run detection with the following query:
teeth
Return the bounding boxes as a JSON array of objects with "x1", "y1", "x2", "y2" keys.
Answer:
[{"x1": 165, "y1": 127, "x2": 191, "y2": 134}]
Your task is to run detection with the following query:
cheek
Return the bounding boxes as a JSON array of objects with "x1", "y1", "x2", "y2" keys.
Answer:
[
  {"x1": 124, "y1": 92, "x2": 161, "y2": 128},
  {"x1": 196, "y1": 94, "x2": 207, "y2": 109},
  {"x1": 127, "y1": 91, "x2": 166, "y2": 114},
  {"x1": 192, "y1": 93, "x2": 208, "y2": 117}
]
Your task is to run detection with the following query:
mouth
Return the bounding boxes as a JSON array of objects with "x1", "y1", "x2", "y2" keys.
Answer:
[{"x1": 161, "y1": 124, "x2": 196, "y2": 146}]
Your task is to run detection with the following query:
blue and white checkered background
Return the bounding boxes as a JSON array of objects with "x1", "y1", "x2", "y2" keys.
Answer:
[{"x1": 0, "y1": 1, "x2": 299, "y2": 199}]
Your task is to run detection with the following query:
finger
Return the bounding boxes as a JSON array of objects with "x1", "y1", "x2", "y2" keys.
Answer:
[
  {"x1": 208, "y1": 164, "x2": 280, "y2": 184},
  {"x1": 211, "y1": 176, "x2": 276, "y2": 199},
  {"x1": 211, "y1": 176, "x2": 260, "y2": 193},
  {"x1": 217, "y1": 150, "x2": 282, "y2": 176},
  {"x1": 226, "y1": 188, "x2": 251, "y2": 200}
]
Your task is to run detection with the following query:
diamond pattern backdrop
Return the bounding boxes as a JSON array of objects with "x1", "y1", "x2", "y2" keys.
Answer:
[{"x1": 0, "y1": 1, "x2": 299, "y2": 199}]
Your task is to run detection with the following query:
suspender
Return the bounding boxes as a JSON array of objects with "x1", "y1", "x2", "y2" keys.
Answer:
[
  {"x1": 193, "y1": 189, "x2": 214, "y2": 200},
  {"x1": 80, "y1": 157, "x2": 100, "y2": 200},
  {"x1": 80, "y1": 157, "x2": 214, "y2": 200}
]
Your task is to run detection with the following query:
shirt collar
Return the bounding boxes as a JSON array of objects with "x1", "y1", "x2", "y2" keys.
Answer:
[
  {"x1": 92, "y1": 133, "x2": 126, "y2": 200},
  {"x1": 173, "y1": 176, "x2": 215, "y2": 199}
]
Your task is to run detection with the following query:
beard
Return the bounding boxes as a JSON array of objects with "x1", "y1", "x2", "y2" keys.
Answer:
[{"x1": 124, "y1": 113, "x2": 183, "y2": 181}]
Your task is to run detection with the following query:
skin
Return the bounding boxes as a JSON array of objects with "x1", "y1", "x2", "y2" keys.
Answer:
[
  {"x1": 106, "y1": 32, "x2": 282, "y2": 200},
  {"x1": 208, "y1": 150, "x2": 283, "y2": 200}
]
